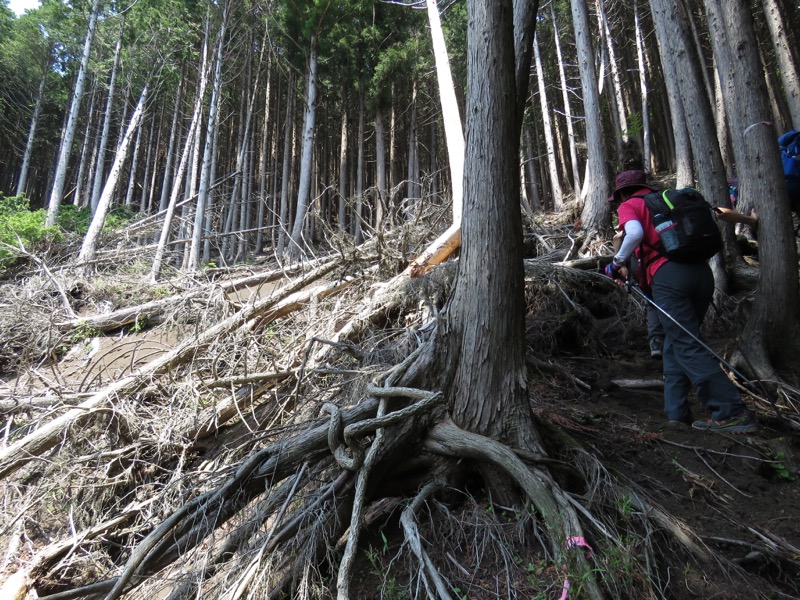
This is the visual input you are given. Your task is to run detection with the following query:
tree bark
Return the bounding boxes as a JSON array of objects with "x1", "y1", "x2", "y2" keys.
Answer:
[
  {"x1": 703, "y1": 0, "x2": 800, "y2": 376},
  {"x1": 649, "y1": 0, "x2": 735, "y2": 293},
  {"x1": 552, "y1": 3, "x2": 582, "y2": 193},
  {"x1": 448, "y1": 0, "x2": 539, "y2": 454},
  {"x1": 760, "y1": 0, "x2": 800, "y2": 128},
  {"x1": 647, "y1": 0, "x2": 694, "y2": 186}
]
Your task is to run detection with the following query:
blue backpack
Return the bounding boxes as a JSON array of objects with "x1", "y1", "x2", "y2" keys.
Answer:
[{"x1": 778, "y1": 130, "x2": 800, "y2": 179}]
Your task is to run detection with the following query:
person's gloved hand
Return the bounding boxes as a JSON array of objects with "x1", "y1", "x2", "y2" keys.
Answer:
[{"x1": 604, "y1": 262, "x2": 622, "y2": 280}]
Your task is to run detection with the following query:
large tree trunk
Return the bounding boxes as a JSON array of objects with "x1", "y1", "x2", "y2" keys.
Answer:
[
  {"x1": 448, "y1": 0, "x2": 532, "y2": 445},
  {"x1": 647, "y1": 0, "x2": 694, "y2": 186},
  {"x1": 78, "y1": 85, "x2": 148, "y2": 266},
  {"x1": 442, "y1": 3, "x2": 602, "y2": 595},
  {"x1": 703, "y1": 0, "x2": 800, "y2": 377}
]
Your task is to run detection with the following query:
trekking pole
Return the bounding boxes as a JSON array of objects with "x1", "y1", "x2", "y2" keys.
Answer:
[
  {"x1": 627, "y1": 280, "x2": 785, "y2": 421},
  {"x1": 625, "y1": 281, "x2": 758, "y2": 388}
]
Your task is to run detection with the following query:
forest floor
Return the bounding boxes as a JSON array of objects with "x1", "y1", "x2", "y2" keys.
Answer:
[
  {"x1": 535, "y1": 342, "x2": 800, "y2": 599},
  {"x1": 344, "y1": 328, "x2": 800, "y2": 600}
]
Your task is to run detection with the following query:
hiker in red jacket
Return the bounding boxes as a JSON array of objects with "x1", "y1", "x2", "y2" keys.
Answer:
[
  {"x1": 608, "y1": 173, "x2": 664, "y2": 359},
  {"x1": 605, "y1": 170, "x2": 758, "y2": 433}
]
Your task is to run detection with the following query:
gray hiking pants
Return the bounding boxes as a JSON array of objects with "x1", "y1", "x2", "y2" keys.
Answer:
[{"x1": 651, "y1": 261, "x2": 745, "y2": 422}]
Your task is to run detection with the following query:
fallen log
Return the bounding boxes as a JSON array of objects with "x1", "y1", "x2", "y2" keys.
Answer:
[
  {"x1": 57, "y1": 262, "x2": 314, "y2": 333},
  {"x1": 0, "y1": 259, "x2": 340, "y2": 480}
]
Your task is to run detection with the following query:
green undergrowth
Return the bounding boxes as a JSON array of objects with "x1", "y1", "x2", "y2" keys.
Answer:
[{"x1": 0, "y1": 193, "x2": 142, "y2": 273}]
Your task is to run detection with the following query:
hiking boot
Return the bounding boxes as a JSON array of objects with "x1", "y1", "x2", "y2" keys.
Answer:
[
  {"x1": 649, "y1": 337, "x2": 664, "y2": 359},
  {"x1": 664, "y1": 419, "x2": 690, "y2": 430},
  {"x1": 692, "y1": 410, "x2": 759, "y2": 434}
]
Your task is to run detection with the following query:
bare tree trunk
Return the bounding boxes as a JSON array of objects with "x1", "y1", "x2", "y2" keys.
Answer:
[
  {"x1": 78, "y1": 85, "x2": 148, "y2": 266},
  {"x1": 288, "y1": 37, "x2": 319, "y2": 260},
  {"x1": 151, "y1": 33, "x2": 211, "y2": 282},
  {"x1": 353, "y1": 84, "x2": 365, "y2": 244},
  {"x1": 255, "y1": 64, "x2": 273, "y2": 254},
  {"x1": 202, "y1": 111, "x2": 221, "y2": 265},
  {"x1": 389, "y1": 83, "x2": 400, "y2": 224},
  {"x1": 450, "y1": 0, "x2": 535, "y2": 455},
  {"x1": 374, "y1": 105, "x2": 387, "y2": 231},
  {"x1": 406, "y1": 81, "x2": 420, "y2": 217},
  {"x1": 634, "y1": 2, "x2": 652, "y2": 172},
  {"x1": 188, "y1": 5, "x2": 228, "y2": 271},
  {"x1": 533, "y1": 33, "x2": 563, "y2": 210},
  {"x1": 647, "y1": 0, "x2": 694, "y2": 186},
  {"x1": 598, "y1": 0, "x2": 629, "y2": 143},
  {"x1": 72, "y1": 83, "x2": 97, "y2": 210},
  {"x1": 46, "y1": 0, "x2": 101, "y2": 226},
  {"x1": 158, "y1": 75, "x2": 185, "y2": 212},
  {"x1": 124, "y1": 111, "x2": 144, "y2": 207},
  {"x1": 338, "y1": 103, "x2": 349, "y2": 233},
  {"x1": 649, "y1": 0, "x2": 734, "y2": 295},
  {"x1": 522, "y1": 126, "x2": 541, "y2": 212},
  {"x1": 90, "y1": 17, "x2": 124, "y2": 213},
  {"x1": 712, "y1": 64, "x2": 733, "y2": 175},
  {"x1": 277, "y1": 74, "x2": 295, "y2": 257},
  {"x1": 16, "y1": 66, "x2": 47, "y2": 197},
  {"x1": 572, "y1": 0, "x2": 611, "y2": 239},
  {"x1": 551, "y1": 3, "x2": 581, "y2": 194},
  {"x1": 426, "y1": 0, "x2": 464, "y2": 222},
  {"x1": 761, "y1": 0, "x2": 800, "y2": 127}
]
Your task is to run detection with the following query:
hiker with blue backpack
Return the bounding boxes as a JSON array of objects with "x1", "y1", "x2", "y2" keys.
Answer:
[
  {"x1": 778, "y1": 130, "x2": 800, "y2": 228},
  {"x1": 604, "y1": 169, "x2": 758, "y2": 433},
  {"x1": 718, "y1": 130, "x2": 800, "y2": 235}
]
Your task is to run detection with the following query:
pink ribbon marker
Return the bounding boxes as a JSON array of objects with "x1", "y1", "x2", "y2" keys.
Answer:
[{"x1": 559, "y1": 537, "x2": 593, "y2": 600}]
